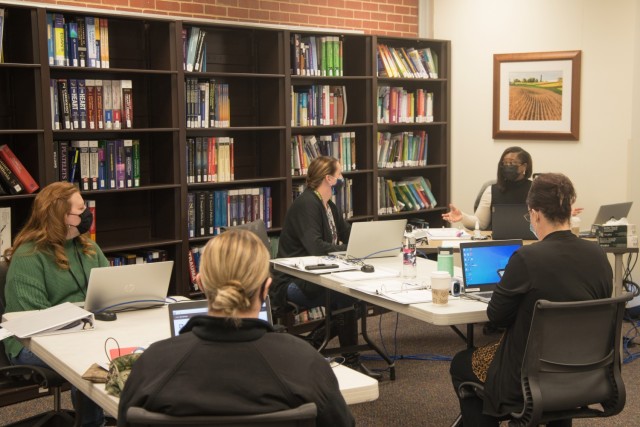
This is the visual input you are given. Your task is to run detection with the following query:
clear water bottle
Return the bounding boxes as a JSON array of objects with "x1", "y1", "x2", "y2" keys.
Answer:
[
  {"x1": 403, "y1": 225, "x2": 417, "y2": 278},
  {"x1": 570, "y1": 215, "x2": 581, "y2": 237}
]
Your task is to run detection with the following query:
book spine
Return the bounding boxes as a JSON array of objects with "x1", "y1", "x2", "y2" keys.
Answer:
[
  {"x1": 85, "y1": 79, "x2": 95, "y2": 129},
  {"x1": 77, "y1": 79, "x2": 87, "y2": 129},
  {"x1": 76, "y1": 17, "x2": 87, "y2": 67},
  {"x1": 106, "y1": 140, "x2": 116, "y2": 189},
  {"x1": 67, "y1": 22, "x2": 79, "y2": 67},
  {"x1": 187, "y1": 247, "x2": 198, "y2": 290},
  {"x1": 68, "y1": 79, "x2": 79, "y2": 129},
  {"x1": 88, "y1": 140, "x2": 99, "y2": 190},
  {"x1": 123, "y1": 139, "x2": 133, "y2": 188},
  {"x1": 132, "y1": 139, "x2": 141, "y2": 187},
  {"x1": 97, "y1": 141, "x2": 106, "y2": 189},
  {"x1": 0, "y1": 145, "x2": 39, "y2": 193},
  {"x1": 102, "y1": 79, "x2": 113, "y2": 129},
  {"x1": 0, "y1": 158, "x2": 24, "y2": 194},
  {"x1": 46, "y1": 13, "x2": 55, "y2": 66},
  {"x1": 115, "y1": 139, "x2": 125, "y2": 189},
  {"x1": 58, "y1": 79, "x2": 71, "y2": 130},
  {"x1": 85, "y1": 16, "x2": 97, "y2": 68},
  {"x1": 86, "y1": 199, "x2": 96, "y2": 241},
  {"x1": 53, "y1": 14, "x2": 65, "y2": 66},
  {"x1": 206, "y1": 191, "x2": 214, "y2": 235},
  {"x1": 121, "y1": 80, "x2": 133, "y2": 129},
  {"x1": 111, "y1": 79, "x2": 122, "y2": 129},
  {"x1": 51, "y1": 79, "x2": 60, "y2": 130},
  {"x1": 187, "y1": 192, "x2": 196, "y2": 238},
  {"x1": 94, "y1": 17, "x2": 101, "y2": 68},
  {"x1": 196, "y1": 191, "x2": 206, "y2": 237},
  {"x1": 95, "y1": 80, "x2": 104, "y2": 129}
]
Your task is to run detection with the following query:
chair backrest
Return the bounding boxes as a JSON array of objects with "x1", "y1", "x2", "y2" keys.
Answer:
[
  {"x1": 222, "y1": 219, "x2": 271, "y2": 254},
  {"x1": 473, "y1": 179, "x2": 496, "y2": 221},
  {"x1": 0, "y1": 260, "x2": 11, "y2": 368},
  {"x1": 125, "y1": 402, "x2": 317, "y2": 427},
  {"x1": 513, "y1": 293, "x2": 631, "y2": 424}
]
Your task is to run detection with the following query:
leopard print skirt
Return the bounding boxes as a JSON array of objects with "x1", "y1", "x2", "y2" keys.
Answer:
[{"x1": 471, "y1": 335, "x2": 503, "y2": 382}]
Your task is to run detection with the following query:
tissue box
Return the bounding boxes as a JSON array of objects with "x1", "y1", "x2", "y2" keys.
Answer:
[
  {"x1": 597, "y1": 235, "x2": 638, "y2": 248},
  {"x1": 594, "y1": 224, "x2": 637, "y2": 237}
]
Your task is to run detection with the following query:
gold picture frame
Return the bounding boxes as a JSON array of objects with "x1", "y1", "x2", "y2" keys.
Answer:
[{"x1": 493, "y1": 50, "x2": 581, "y2": 140}]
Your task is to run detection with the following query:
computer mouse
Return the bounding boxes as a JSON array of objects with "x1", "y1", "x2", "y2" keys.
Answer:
[
  {"x1": 361, "y1": 264, "x2": 375, "y2": 273},
  {"x1": 95, "y1": 311, "x2": 118, "y2": 322}
]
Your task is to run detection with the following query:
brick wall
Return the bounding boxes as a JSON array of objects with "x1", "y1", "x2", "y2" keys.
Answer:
[{"x1": 31, "y1": 0, "x2": 419, "y2": 37}]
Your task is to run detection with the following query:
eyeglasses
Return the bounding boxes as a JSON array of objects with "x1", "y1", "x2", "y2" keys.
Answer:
[
  {"x1": 502, "y1": 162, "x2": 522, "y2": 167},
  {"x1": 524, "y1": 210, "x2": 532, "y2": 222}
]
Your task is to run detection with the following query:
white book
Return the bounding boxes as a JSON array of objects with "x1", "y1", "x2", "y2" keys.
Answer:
[
  {"x1": 1, "y1": 302, "x2": 95, "y2": 339},
  {"x1": 0, "y1": 207, "x2": 10, "y2": 261}
]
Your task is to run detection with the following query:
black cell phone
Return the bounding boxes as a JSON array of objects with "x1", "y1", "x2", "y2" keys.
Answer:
[{"x1": 304, "y1": 264, "x2": 339, "y2": 271}]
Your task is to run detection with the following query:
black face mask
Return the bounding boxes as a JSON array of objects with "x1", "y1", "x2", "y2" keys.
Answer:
[
  {"x1": 501, "y1": 165, "x2": 520, "y2": 181},
  {"x1": 71, "y1": 209, "x2": 93, "y2": 235},
  {"x1": 332, "y1": 178, "x2": 345, "y2": 194}
]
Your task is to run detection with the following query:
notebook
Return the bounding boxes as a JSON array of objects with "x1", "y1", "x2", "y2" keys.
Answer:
[
  {"x1": 331, "y1": 219, "x2": 407, "y2": 259},
  {"x1": 491, "y1": 204, "x2": 537, "y2": 240},
  {"x1": 460, "y1": 239, "x2": 522, "y2": 303},
  {"x1": 83, "y1": 261, "x2": 174, "y2": 313},
  {"x1": 580, "y1": 202, "x2": 633, "y2": 237},
  {"x1": 168, "y1": 296, "x2": 274, "y2": 336}
]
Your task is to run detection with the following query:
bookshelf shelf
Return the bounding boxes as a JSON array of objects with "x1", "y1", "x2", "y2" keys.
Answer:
[{"x1": 0, "y1": 2, "x2": 449, "y2": 297}]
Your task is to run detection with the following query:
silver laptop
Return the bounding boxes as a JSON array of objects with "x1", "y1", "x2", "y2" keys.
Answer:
[
  {"x1": 460, "y1": 239, "x2": 522, "y2": 303},
  {"x1": 581, "y1": 202, "x2": 633, "y2": 238},
  {"x1": 332, "y1": 219, "x2": 407, "y2": 259},
  {"x1": 168, "y1": 296, "x2": 273, "y2": 336},
  {"x1": 83, "y1": 261, "x2": 174, "y2": 313}
]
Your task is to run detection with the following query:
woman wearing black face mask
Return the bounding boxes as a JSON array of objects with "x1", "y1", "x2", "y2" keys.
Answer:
[
  {"x1": 3, "y1": 181, "x2": 109, "y2": 427},
  {"x1": 442, "y1": 146, "x2": 533, "y2": 230}
]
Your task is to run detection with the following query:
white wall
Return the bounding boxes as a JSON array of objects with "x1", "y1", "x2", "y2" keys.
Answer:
[{"x1": 433, "y1": 0, "x2": 638, "y2": 227}]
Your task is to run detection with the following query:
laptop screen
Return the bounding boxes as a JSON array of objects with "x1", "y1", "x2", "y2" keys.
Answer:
[
  {"x1": 460, "y1": 240, "x2": 522, "y2": 290},
  {"x1": 168, "y1": 296, "x2": 273, "y2": 337},
  {"x1": 341, "y1": 219, "x2": 407, "y2": 259}
]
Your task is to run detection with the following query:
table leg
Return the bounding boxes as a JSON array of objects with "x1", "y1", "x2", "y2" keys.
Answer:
[{"x1": 358, "y1": 301, "x2": 396, "y2": 380}]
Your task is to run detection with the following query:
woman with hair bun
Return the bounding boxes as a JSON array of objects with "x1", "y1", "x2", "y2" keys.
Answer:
[{"x1": 118, "y1": 230, "x2": 354, "y2": 427}]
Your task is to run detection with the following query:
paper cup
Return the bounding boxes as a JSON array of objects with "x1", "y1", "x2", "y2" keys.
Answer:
[{"x1": 431, "y1": 270, "x2": 451, "y2": 305}]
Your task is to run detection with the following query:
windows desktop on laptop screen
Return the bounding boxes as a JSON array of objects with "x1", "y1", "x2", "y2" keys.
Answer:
[{"x1": 462, "y1": 243, "x2": 521, "y2": 286}]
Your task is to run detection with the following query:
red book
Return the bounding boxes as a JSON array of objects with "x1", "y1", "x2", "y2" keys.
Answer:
[{"x1": 0, "y1": 145, "x2": 39, "y2": 194}]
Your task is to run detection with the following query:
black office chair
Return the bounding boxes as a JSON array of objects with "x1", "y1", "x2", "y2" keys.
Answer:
[
  {"x1": 473, "y1": 179, "x2": 495, "y2": 222},
  {"x1": 0, "y1": 260, "x2": 78, "y2": 426},
  {"x1": 125, "y1": 402, "x2": 317, "y2": 427},
  {"x1": 221, "y1": 219, "x2": 271, "y2": 253},
  {"x1": 452, "y1": 293, "x2": 631, "y2": 427}
]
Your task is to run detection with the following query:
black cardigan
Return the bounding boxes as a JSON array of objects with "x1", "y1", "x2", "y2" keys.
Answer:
[{"x1": 271, "y1": 188, "x2": 351, "y2": 308}]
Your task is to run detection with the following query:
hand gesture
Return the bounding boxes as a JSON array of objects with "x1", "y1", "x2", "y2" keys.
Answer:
[{"x1": 442, "y1": 204, "x2": 462, "y2": 223}]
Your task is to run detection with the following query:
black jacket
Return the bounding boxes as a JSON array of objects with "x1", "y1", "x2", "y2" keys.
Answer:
[
  {"x1": 483, "y1": 230, "x2": 612, "y2": 416},
  {"x1": 117, "y1": 316, "x2": 354, "y2": 427},
  {"x1": 272, "y1": 188, "x2": 351, "y2": 307}
]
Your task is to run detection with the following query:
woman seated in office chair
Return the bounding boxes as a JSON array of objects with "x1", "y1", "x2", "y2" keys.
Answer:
[
  {"x1": 117, "y1": 230, "x2": 354, "y2": 427},
  {"x1": 449, "y1": 173, "x2": 613, "y2": 427},
  {"x1": 3, "y1": 181, "x2": 110, "y2": 427},
  {"x1": 271, "y1": 156, "x2": 380, "y2": 379},
  {"x1": 442, "y1": 146, "x2": 533, "y2": 230}
]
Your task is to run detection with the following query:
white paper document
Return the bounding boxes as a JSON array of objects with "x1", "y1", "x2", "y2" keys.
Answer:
[
  {"x1": 345, "y1": 278, "x2": 433, "y2": 304},
  {"x1": 331, "y1": 267, "x2": 400, "y2": 281},
  {"x1": 1, "y1": 302, "x2": 95, "y2": 339},
  {"x1": 271, "y1": 256, "x2": 359, "y2": 275},
  {"x1": 426, "y1": 228, "x2": 471, "y2": 240}
]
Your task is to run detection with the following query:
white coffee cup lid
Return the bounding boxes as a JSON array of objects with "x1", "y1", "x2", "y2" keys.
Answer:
[{"x1": 431, "y1": 270, "x2": 451, "y2": 279}]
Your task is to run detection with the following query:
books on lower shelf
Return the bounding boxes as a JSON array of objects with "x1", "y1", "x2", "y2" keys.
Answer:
[
  {"x1": 291, "y1": 33, "x2": 343, "y2": 77},
  {"x1": 291, "y1": 132, "x2": 356, "y2": 176},
  {"x1": 377, "y1": 44, "x2": 438, "y2": 79},
  {"x1": 378, "y1": 176, "x2": 437, "y2": 215},
  {"x1": 185, "y1": 137, "x2": 233, "y2": 183},
  {"x1": 187, "y1": 187, "x2": 273, "y2": 238},
  {"x1": 0, "y1": 207, "x2": 10, "y2": 261},
  {"x1": 291, "y1": 85, "x2": 347, "y2": 127},
  {"x1": 377, "y1": 86, "x2": 433, "y2": 124},
  {"x1": 51, "y1": 79, "x2": 133, "y2": 130},
  {"x1": 377, "y1": 131, "x2": 428, "y2": 168},
  {"x1": 0, "y1": 145, "x2": 39, "y2": 194},
  {"x1": 106, "y1": 248, "x2": 168, "y2": 266},
  {"x1": 46, "y1": 13, "x2": 110, "y2": 68},
  {"x1": 185, "y1": 78, "x2": 229, "y2": 128},
  {"x1": 54, "y1": 139, "x2": 141, "y2": 190}
]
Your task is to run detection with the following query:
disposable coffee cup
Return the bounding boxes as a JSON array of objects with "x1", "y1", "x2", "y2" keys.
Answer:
[{"x1": 431, "y1": 270, "x2": 451, "y2": 305}]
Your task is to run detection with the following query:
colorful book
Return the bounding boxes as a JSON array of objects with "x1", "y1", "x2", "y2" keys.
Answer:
[{"x1": 0, "y1": 145, "x2": 38, "y2": 194}]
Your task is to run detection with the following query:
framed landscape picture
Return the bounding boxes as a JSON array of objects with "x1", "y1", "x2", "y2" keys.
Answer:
[{"x1": 493, "y1": 50, "x2": 581, "y2": 140}]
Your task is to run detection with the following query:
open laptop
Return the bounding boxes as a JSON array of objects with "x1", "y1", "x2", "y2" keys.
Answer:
[
  {"x1": 168, "y1": 296, "x2": 273, "y2": 336},
  {"x1": 491, "y1": 204, "x2": 537, "y2": 240},
  {"x1": 460, "y1": 239, "x2": 522, "y2": 303},
  {"x1": 83, "y1": 261, "x2": 174, "y2": 313},
  {"x1": 580, "y1": 202, "x2": 633, "y2": 237},
  {"x1": 331, "y1": 219, "x2": 407, "y2": 259}
]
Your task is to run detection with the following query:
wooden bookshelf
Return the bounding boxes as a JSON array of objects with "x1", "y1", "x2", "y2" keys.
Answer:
[{"x1": 0, "y1": 2, "x2": 450, "y2": 297}]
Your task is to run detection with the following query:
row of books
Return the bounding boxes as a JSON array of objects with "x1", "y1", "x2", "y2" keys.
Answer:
[
  {"x1": 182, "y1": 26, "x2": 207, "y2": 72},
  {"x1": 187, "y1": 187, "x2": 273, "y2": 238},
  {"x1": 377, "y1": 44, "x2": 438, "y2": 79},
  {"x1": 0, "y1": 145, "x2": 39, "y2": 195},
  {"x1": 185, "y1": 78, "x2": 230, "y2": 128},
  {"x1": 46, "y1": 13, "x2": 110, "y2": 68},
  {"x1": 291, "y1": 133, "x2": 357, "y2": 176},
  {"x1": 107, "y1": 248, "x2": 169, "y2": 266},
  {"x1": 51, "y1": 79, "x2": 133, "y2": 131},
  {"x1": 290, "y1": 34, "x2": 343, "y2": 76},
  {"x1": 291, "y1": 85, "x2": 347, "y2": 127},
  {"x1": 292, "y1": 179, "x2": 353, "y2": 219},
  {"x1": 377, "y1": 176, "x2": 437, "y2": 215},
  {"x1": 377, "y1": 131, "x2": 429, "y2": 168},
  {"x1": 187, "y1": 243, "x2": 205, "y2": 291},
  {"x1": 293, "y1": 306, "x2": 326, "y2": 325},
  {"x1": 54, "y1": 140, "x2": 141, "y2": 190},
  {"x1": 186, "y1": 137, "x2": 234, "y2": 184},
  {"x1": 377, "y1": 86, "x2": 434, "y2": 124}
]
